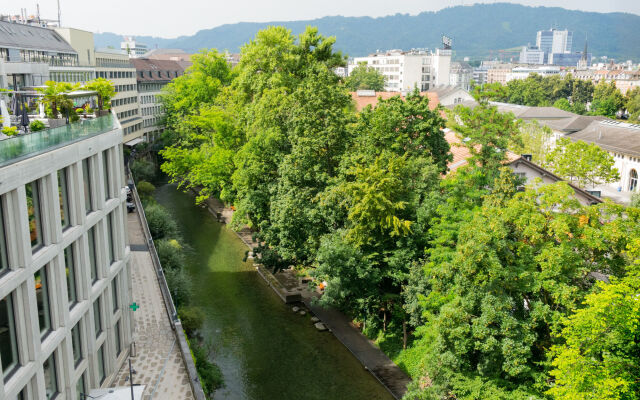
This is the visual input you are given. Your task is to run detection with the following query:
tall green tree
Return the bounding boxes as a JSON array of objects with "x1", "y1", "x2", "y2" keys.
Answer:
[
  {"x1": 84, "y1": 78, "x2": 115, "y2": 111},
  {"x1": 344, "y1": 63, "x2": 386, "y2": 91},
  {"x1": 544, "y1": 138, "x2": 620, "y2": 188},
  {"x1": 591, "y1": 80, "x2": 625, "y2": 117}
]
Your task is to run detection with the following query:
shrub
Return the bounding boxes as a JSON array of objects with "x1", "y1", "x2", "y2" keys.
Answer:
[
  {"x1": 192, "y1": 341, "x2": 224, "y2": 395},
  {"x1": 631, "y1": 192, "x2": 640, "y2": 208},
  {"x1": 179, "y1": 306, "x2": 204, "y2": 338},
  {"x1": 2, "y1": 126, "x2": 18, "y2": 136},
  {"x1": 131, "y1": 159, "x2": 156, "y2": 182},
  {"x1": 164, "y1": 267, "x2": 192, "y2": 308},
  {"x1": 156, "y1": 239, "x2": 185, "y2": 271},
  {"x1": 137, "y1": 180, "x2": 156, "y2": 197},
  {"x1": 30, "y1": 120, "x2": 46, "y2": 132},
  {"x1": 145, "y1": 203, "x2": 178, "y2": 239}
]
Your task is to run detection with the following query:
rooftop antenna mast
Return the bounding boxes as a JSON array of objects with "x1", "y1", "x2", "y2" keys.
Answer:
[{"x1": 57, "y1": 0, "x2": 61, "y2": 27}]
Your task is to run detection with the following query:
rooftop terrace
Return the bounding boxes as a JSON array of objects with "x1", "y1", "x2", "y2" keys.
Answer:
[{"x1": 0, "y1": 114, "x2": 116, "y2": 168}]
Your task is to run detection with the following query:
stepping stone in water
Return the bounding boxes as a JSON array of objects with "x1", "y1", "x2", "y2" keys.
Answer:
[
  {"x1": 310, "y1": 316, "x2": 320, "y2": 323},
  {"x1": 314, "y1": 322, "x2": 328, "y2": 331},
  {"x1": 292, "y1": 306, "x2": 300, "y2": 313},
  {"x1": 299, "y1": 310, "x2": 307, "y2": 316}
]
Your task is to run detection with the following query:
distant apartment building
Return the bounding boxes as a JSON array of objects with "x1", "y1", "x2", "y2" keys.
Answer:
[
  {"x1": 519, "y1": 28, "x2": 590, "y2": 67},
  {"x1": 131, "y1": 58, "x2": 188, "y2": 143},
  {"x1": 572, "y1": 68, "x2": 640, "y2": 95},
  {"x1": 506, "y1": 66, "x2": 562, "y2": 82},
  {"x1": 0, "y1": 21, "x2": 76, "y2": 90},
  {"x1": 0, "y1": 113, "x2": 133, "y2": 399},
  {"x1": 349, "y1": 48, "x2": 452, "y2": 91},
  {"x1": 120, "y1": 37, "x2": 147, "y2": 58},
  {"x1": 449, "y1": 62, "x2": 473, "y2": 91},
  {"x1": 52, "y1": 28, "x2": 143, "y2": 143},
  {"x1": 487, "y1": 64, "x2": 514, "y2": 85}
]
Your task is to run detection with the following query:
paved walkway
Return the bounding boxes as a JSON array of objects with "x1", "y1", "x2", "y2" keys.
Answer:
[
  {"x1": 114, "y1": 210, "x2": 195, "y2": 400},
  {"x1": 201, "y1": 195, "x2": 412, "y2": 399}
]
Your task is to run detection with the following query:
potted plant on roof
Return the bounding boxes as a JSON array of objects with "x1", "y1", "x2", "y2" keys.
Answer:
[
  {"x1": 36, "y1": 81, "x2": 78, "y2": 128},
  {"x1": 84, "y1": 78, "x2": 115, "y2": 117}
]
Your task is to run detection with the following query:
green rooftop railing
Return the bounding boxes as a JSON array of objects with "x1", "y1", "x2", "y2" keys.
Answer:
[{"x1": 0, "y1": 114, "x2": 116, "y2": 168}]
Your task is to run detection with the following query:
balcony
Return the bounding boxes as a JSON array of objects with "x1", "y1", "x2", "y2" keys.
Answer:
[{"x1": 0, "y1": 114, "x2": 116, "y2": 168}]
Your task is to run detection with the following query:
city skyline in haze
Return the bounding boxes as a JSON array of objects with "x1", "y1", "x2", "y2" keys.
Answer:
[{"x1": 8, "y1": 0, "x2": 640, "y2": 38}]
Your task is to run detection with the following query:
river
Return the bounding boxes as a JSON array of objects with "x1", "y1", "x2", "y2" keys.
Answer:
[{"x1": 154, "y1": 184, "x2": 394, "y2": 400}]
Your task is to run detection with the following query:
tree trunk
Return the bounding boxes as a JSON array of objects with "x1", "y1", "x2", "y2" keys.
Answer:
[{"x1": 402, "y1": 319, "x2": 407, "y2": 350}]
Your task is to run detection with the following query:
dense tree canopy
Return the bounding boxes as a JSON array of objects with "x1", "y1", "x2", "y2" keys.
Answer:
[
  {"x1": 344, "y1": 63, "x2": 386, "y2": 91},
  {"x1": 160, "y1": 26, "x2": 640, "y2": 400}
]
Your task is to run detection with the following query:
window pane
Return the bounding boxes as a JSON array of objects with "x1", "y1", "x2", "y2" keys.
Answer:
[
  {"x1": 88, "y1": 227, "x2": 98, "y2": 283},
  {"x1": 82, "y1": 159, "x2": 92, "y2": 214},
  {"x1": 71, "y1": 323, "x2": 82, "y2": 366},
  {"x1": 75, "y1": 374, "x2": 86, "y2": 400},
  {"x1": 103, "y1": 151, "x2": 110, "y2": 200},
  {"x1": 58, "y1": 169, "x2": 70, "y2": 229},
  {"x1": 112, "y1": 279, "x2": 118, "y2": 313},
  {"x1": 0, "y1": 295, "x2": 19, "y2": 377},
  {"x1": 93, "y1": 299, "x2": 102, "y2": 338},
  {"x1": 115, "y1": 321, "x2": 122, "y2": 356},
  {"x1": 43, "y1": 353, "x2": 58, "y2": 399},
  {"x1": 0, "y1": 205, "x2": 8, "y2": 275},
  {"x1": 64, "y1": 245, "x2": 77, "y2": 306},
  {"x1": 26, "y1": 181, "x2": 43, "y2": 250},
  {"x1": 107, "y1": 213, "x2": 115, "y2": 265},
  {"x1": 97, "y1": 345, "x2": 106, "y2": 384},
  {"x1": 34, "y1": 267, "x2": 52, "y2": 337}
]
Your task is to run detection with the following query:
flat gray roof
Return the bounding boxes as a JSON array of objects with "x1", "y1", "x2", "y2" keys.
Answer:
[{"x1": 569, "y1": 120, "x2": 640, "y2": 157}]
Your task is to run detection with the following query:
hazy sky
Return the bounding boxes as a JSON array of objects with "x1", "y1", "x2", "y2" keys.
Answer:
[{"x1": 11, "y1": 0, "x2": 639, "y2": 38}]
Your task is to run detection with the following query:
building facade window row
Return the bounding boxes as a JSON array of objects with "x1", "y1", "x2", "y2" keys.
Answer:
[{"x1": 0, "y1": 141, "x2": 131, "y2": 399}]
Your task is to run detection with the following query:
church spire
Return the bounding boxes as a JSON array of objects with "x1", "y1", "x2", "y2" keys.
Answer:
[{"x1": 582, "y1": 35, "x2": 588, "y2": 61}]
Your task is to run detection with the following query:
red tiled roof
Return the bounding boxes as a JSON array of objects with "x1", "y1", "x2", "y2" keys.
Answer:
[{"x1": 350, "y1": 91, "x2": 439, "y2": 112}]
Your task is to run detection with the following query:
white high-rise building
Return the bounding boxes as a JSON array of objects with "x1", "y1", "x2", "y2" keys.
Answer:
[
  {"x1": 349, "y1": 48, "x2": 451, "y2": 92},
  {"x1": 120, "y1": 37, "x2": 148, "y2": 59},
  {"x1": 0, "y1": 113, "x2": 133, "y2": 399}
]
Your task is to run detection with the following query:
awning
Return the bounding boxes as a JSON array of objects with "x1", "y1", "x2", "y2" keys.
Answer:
[
  {"x1": 88, "y1": 386, "x2": 145, "y2": 400},
  {"x1": 125, "y1": 138, "x2": 144, "y2": 147}
]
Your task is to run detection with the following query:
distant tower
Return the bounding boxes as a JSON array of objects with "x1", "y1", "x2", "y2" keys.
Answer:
[{"x1": 578, "y1": 35, "x2": 589, "y2": 69}]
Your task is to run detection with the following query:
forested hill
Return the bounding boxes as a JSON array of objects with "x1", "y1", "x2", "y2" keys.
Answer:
[{"x1": 94, "y1": 3, "x2": 640, "y2": 61}]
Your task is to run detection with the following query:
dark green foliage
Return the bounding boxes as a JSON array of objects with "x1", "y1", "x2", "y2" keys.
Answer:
[
  {"x1": 191, "y1": 341, "x2": 224, "y2": 395},
  {"x1": 145, "y1": 203, "x2": 178, "y2": 239},
  {"x1": 179, "y1": 306, "x2": 205, "y2": 337},
  {"x1": 136, "y1": 180, "x2": 156, "y2": 197},
  {"x1": 164, "y1": 266, "x2": 192, "y2": 308},
  {"x1": 131, "y1": 159, "x2": 156, "y2": 182},
  {"x1": 156, "y1": 239, "x2": 186, "y2": 271},
  {"x1": 344, "y1": 64, "x2": 385, "y2": 91}
]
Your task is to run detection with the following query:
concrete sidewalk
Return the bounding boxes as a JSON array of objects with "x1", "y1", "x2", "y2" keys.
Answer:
[{"x1": 114, "y1": 210, "x2": 194, "y2": 400}]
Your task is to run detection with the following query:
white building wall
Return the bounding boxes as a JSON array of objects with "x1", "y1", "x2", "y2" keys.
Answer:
[{"x1": 0, "y1": 126, "x2": 132, "y2": 399}]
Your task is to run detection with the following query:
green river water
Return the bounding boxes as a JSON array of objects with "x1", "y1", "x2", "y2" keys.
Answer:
[{"x1": 154, "y1": 184, "x2": 393, "y2": 400}]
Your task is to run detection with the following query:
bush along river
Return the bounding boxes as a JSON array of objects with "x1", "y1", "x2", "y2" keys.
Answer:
[{"x1": 154, "y1": 183, "x2": 394, "y2": 400}]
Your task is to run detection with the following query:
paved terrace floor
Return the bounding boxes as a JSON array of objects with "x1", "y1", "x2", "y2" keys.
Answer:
[{"x1": 114, "y1": 210, "x2": 195, "y2": 400}]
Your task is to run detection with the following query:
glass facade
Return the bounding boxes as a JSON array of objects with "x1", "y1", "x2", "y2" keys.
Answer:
[
  {"x1": 112, "y1": 278, "x2": 119, "y2": 313},
  {"x1": 34, "y1": 266, "x2": 53, "y2": 337},
  {"x1": 64, "y1": 245, "x2": 78, "y2": 306},
  {"x1": 103, "y1": 150, "x2": 111, "y2": 200},
  {"x1": 75, "y1": 373, "x2": 86, "y2": 400},
  {"x1": 83, "y1": 158, "x2": 93, "y2": 214},
  {"x1": 58, "y1": 169, "x2": 70, "y2": 229},
  {"x1": 93, "y1": 298, "x2": 102, "y2": 338},
  {"x1": 71, "y1": 323, "x2": 83, "y2": 366},
  {"x1": 107, "y1": 213, "x2": 116, "y2": 265},
  {"x1": 0, "y1": 115, "x2": 116, "y2": 168},
  {"x1": 88, "y1": 227, "x2": 98, "y2": 283},
  {"x1": 26, "y1": 180, "x2": 43, "y2": 250},
  {"x1": 43, "y1": 353, "x2": 58, "y2": 399},
  {"x1": 0, "y1": 294, "x2": 19, "y2": 378},
  {"x1": 0, "y1": 205, "x2": 8, "y2": 276},
  {"x1": 97, "y1": 345, "x2": 106, "y2": 384}
]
